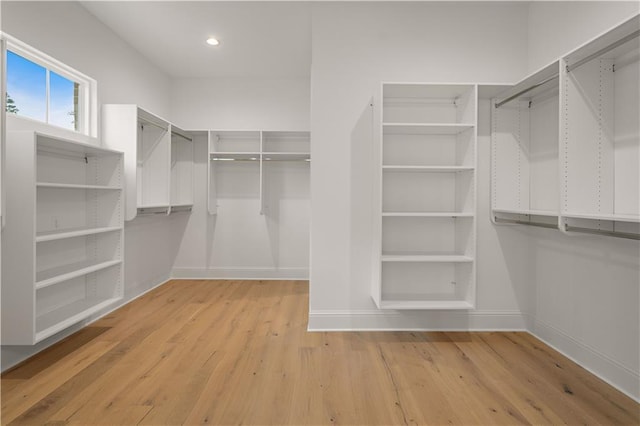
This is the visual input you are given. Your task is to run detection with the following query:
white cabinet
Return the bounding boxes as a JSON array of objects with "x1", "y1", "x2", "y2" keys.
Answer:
[
  {"x1": 373, "y1": 83, "x2": 477, "y2": 310},
  {"x1": 102, "y1": 105, "x2": 172, "y2": 219},
  {"x1": 2, "y1": 131, "x2": 124, "y2": 344},
  {"x1": 208, "y1": 130, "x2": 310, "y2": 215},
  {"x1": 491, "y1": 14, "x2": 639, "y2": 239}
]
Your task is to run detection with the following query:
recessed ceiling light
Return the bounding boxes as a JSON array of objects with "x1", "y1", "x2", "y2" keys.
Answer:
[{"x1": 206, "y1": 38, "x2": 220, "y2": 46}]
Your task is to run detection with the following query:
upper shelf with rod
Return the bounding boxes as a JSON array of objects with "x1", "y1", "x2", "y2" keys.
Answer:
[
  {"x1": 491, "y1": 60, "x2": 561, "y2": 223},
  {"x1": 559, "y1": 14, "x2": 639, "y2": 239},
  {"x1": 490, "y1": 13, "x2": 640, "y2": 240},
  {"x1": 102, "y1": 105, "x2": 195, "y2": 219}
]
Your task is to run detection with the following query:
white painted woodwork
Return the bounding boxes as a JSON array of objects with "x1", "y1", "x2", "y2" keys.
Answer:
[
  {"x1": 373, "y1": 83, "x2": 477, "y2": 310},
  {"x1": 1, "y1": 131, "x2": 124, "y2": 345},
  {"x1": 102, "y1": 105, "x2": 172, "y2": 220}
]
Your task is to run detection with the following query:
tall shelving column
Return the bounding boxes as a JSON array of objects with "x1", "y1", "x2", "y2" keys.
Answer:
[
  {"x1": 2, "y1": 131, "x2": 124, "y2": 344},
  {"x1": 373, "y1": 83, "x2": 477, "y2": 310}
]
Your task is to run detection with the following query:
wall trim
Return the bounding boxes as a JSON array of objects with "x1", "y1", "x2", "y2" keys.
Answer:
[
  {"x1": 307, "y1": 309, "x2": 527, "y2": 332},
  {"x1": 529, "y1": 316, "x2": 640, "y2": 403},
  {"x1": 171, "y1": 267, "x2": 309, "y2": 280}
]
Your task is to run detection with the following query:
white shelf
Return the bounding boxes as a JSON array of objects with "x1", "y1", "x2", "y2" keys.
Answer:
[
  {"x1": 35, "y1": 297, "x2": 121, "y2": 342},
  {"x1": 379, "y1": 299, "x2": 474, "y2": 310},
  {"x1": 210, "y1": 152, "x2": 261, "y2": 161},
  {"x1": 382, "y1": 212, "x2": 473, "y2": 217},
  {"x1": 36, "y1": 259, "x2": 122, "y2": 290},
  {"x1": 36, "y1": 133, "x2": 122, "y2": 157},
  {"x1": 383, "y1": 165, "x2": 473, "y2": 172},
  {"x1": 383, "y1": 123, "x2": 474, "y2": 135},
  {"x1": 493, "y1": 208, "x2": 558, "y2": 217},
  {"x1": 36, "y1": 226, "x2": 122, "y2": 242},
  {"x1": 37, "y1": 182, "x2": 121, "y2": 190},
  {"x1": 562, "y1": 212, "x2": 640, "y2": 223},
  {"x1": 381, "y1": 254, "x2": 474, "y2": 263},
  {"x1": 262, "y1": 152, "x2": 311, "y2": 161}
]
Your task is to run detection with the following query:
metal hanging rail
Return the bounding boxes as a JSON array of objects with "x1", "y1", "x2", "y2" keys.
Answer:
[
  {"x1": 566, "y1": 29, "x2": 640, "y2": 73},
  {"x1": 494, "y1": 216, "x2": 558, "y2": 229},
  {"x1": 171, "y1": 131, "x2": 193, "y2": 143},
  {"x1": 564, "y1": 224, "x2": 640, "y2": 240},
  {"x1": 494, "y1": 74, "x2": 559, "y2": 108},
  {"x1": 139, "y1": 117, "x2": 168, "y2": 132}
]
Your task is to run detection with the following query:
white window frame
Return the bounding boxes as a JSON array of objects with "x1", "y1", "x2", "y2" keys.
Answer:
[{"x1": 1, "y1": 33, "x2": 97, "y2": 137}]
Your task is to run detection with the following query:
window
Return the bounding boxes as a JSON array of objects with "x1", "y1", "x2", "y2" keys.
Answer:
[{"x1": 2, "y1": 34, "x2": 96, "y2": 136}]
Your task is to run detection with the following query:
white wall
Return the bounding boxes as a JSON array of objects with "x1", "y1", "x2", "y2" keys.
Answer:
[
  {"x1": 308, "y1": 2, "x2": 531, "y2": 329},
  {"x1": 170, "y1": 77, "x2": 311, "y2": 279},
  {"x1": 527, "y1": 1, "x2": 639, "y2": 72},
  {"x1": 170, "y1": 77, "x2": 310, "y2": 130},
  {"x1": 1, "y1": 1, "x2": 180, "y2": 371},
  {"x1": 526, "y1": 1, "x2": 640, "y2": 401}
]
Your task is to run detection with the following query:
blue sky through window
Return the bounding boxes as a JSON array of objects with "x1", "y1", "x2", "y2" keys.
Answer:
[
  {"x1": 6, "y1": 50, "x2": 77, "y2": 130},
  {"x1": 7, "y1": 50, "x2": 46, "y2": 121}
]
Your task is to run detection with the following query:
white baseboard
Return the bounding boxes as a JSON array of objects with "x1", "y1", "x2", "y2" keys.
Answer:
[
  {"x1": 171, "y1": 267, "x2": 309, "y2": 280},
  {"x1": 307, "y1": 309, "x2": 527, "y2": 331},
  {"x1": 529, "y1": 317, "x2": 640, "y2": 403}
]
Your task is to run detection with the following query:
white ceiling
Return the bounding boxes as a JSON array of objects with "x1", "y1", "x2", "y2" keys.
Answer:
[{"x1": 81, "y1": 1, "x2": 312, "y2": 79}]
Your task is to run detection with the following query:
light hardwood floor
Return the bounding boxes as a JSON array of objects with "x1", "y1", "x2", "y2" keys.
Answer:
[{"x1": 2, "y1": 280, "x2": 638, "y2": 425}]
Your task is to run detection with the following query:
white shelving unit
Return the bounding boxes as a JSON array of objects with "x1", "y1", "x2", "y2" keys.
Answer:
[
  {"x1": 102, "y1": 105, "x2": 172, "y2": 220},
  {"x1": 373, "y1": 83, "x2": 477, "y2": 310},
  {"x1": 490, "y1": 14, "x2": 639, "y2": 239},
  {"x1": 170, "y1": 125, "x2": 194, "y2": 213},
  {"x1": 491, "y1": 61, "x2": 561, "y2": 228},
  {"x1": 207, "y1": 130, "x2": 310, "y2": 216},
  {"x1": 1, "y1": 131, "x2": 124, "y2": 345},
  {"x1": 560, "y1": 15, "x2": 640, "y2": 237}
]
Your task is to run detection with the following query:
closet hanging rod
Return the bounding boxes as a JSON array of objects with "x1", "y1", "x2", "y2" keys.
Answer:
[
  {"x1": 564, "y1": 224, "x2": 640, "y2": 240},
  {"x1": 494, "y1": 217, "x2": 558, "y2": 229},
  {"x1": 211, "y1": 158, "x2": 259, "y2": 161},
  {"x1": 138, "y1": 117, "x2": 168, "y2": 132},
  {"x1": 494, "y1": 74, "x2": 559, "y2": 108},
  {"x1": 566, "y1": 29, "x2": 640, "y2": 73},
  {"x1": 171, "y1": 131, "x2": 193, "y2": 142}
]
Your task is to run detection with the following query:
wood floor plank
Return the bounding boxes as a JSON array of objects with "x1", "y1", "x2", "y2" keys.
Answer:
[{"x1": 2, "y1": 280, "x2": 638, "y2": 426}]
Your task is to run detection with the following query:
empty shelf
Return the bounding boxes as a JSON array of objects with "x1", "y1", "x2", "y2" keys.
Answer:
[
  {"x1": 36, "y1": 226, "x2": 122, "y2": 242},
  {"x1": 35, "y1": 297, "x2": 121, "y2": 342},
  {"x1": 210, "y1": 152, "x2": 260, "y2": 161},
  {"x1": 137, "y1": 205, "x2": 170, "y2": 215},
  {"x1": 493, "y1": 208, "x2": 558, "y2": 217},
  {"x1": 563, "y1": 212, "x2": 640, "y2": 223},
  {"x1": 262, "y1": 152, "x2": 311, "y2": 161},
  {"x1": 383, "y1": 165, "x2": 473, "y2": 172},
  {"x1": 37, "y1": 182, "x2": 121, "y2": 190},
  {"x1": 382, "y1": 212, "x2": 473, "y2": 217},
  {"x1": 36, "y1": 259, "x2": 122, "y2": 290},
  {"x1": 379, "y1": 299, "x2": 474, "y2": 310},
  {"x1": 381, "y1": 254, "x2": 474, "y2": 262},
  {"x1": 383, "y1": 123, "x2": 474, "y2": 135}
]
